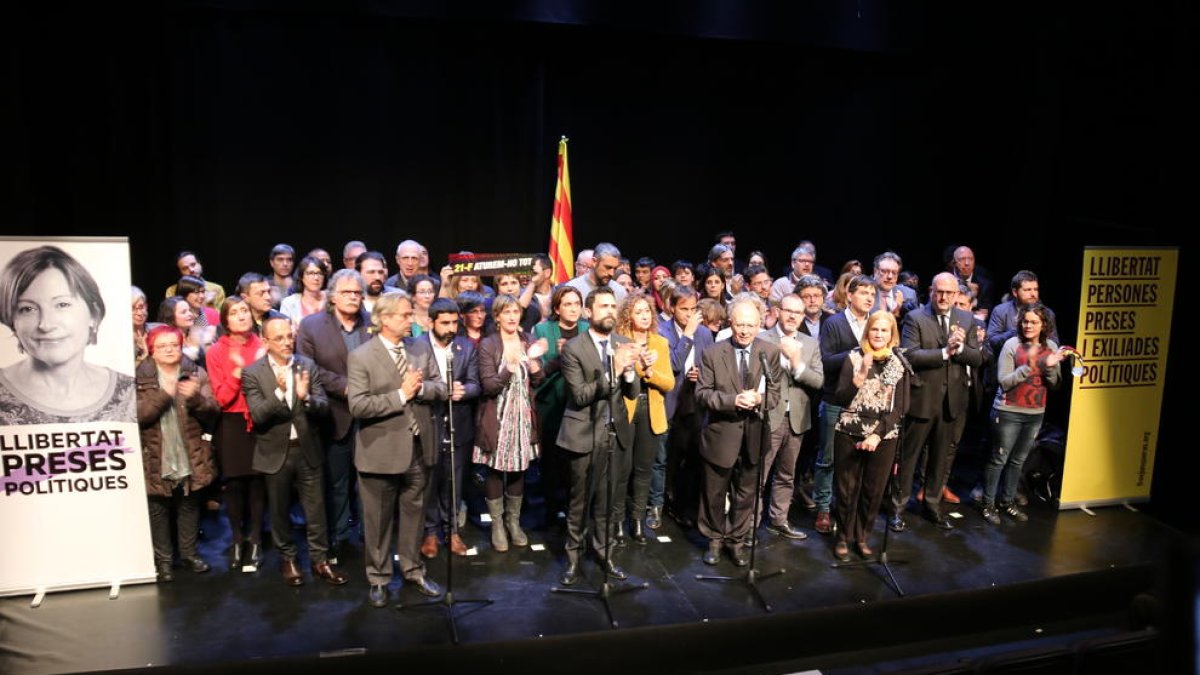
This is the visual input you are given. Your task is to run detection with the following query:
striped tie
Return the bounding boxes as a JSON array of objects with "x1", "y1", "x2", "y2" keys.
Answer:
[{"x1": 393, "y1": 345, "x2": 419, "y2": 435}]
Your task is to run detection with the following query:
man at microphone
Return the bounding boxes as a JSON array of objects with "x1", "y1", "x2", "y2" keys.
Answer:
[
  {"x1": 418, "y1": 298, "x2": 481, "y2": 559},
  {"x1": 696, "y1": 295, "x2": 784, "y2": 566},
  {"x1": 556, "y1": 287, "x2": 640, "y2": 585}
]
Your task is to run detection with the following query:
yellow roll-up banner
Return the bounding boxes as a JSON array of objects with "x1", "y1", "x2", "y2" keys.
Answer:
[{"x1": 1060, "y1": 246, "x2": 1177, "y2": 509}]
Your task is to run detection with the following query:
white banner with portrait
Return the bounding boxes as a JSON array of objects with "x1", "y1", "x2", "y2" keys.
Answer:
[{"x1": 0, "y1": 236, "x2": 154, "y2": 596}]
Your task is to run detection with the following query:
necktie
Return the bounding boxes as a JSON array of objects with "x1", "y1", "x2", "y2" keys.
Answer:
[
  {"x1": 739, "y1": 348, "x2": 750, "y2": 390},
  {"x1": 599, "y1": 339, "x2": 611, "y2": 380},
  {"x1": 393, "y1": 345, "x2": 419, "y2": 434},
  {"x1": 939, "y1": 314, "x2": 948, "y2": 338}
]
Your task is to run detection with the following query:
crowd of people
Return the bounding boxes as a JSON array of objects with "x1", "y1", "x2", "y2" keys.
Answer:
[{"x1": 96, "y1": 233, "x2": 1070, "y2": 604}]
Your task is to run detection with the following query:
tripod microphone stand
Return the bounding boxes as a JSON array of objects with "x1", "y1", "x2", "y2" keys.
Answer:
[
  {"x1": 552, "y1": 340, "x2": 647, "y2": 628},
  {"x1": 697, "y1": 349, "x2": 785, "y2": 612},
  {"x1": 397, "y1": 346, "x2": 493, "y2": 643}
]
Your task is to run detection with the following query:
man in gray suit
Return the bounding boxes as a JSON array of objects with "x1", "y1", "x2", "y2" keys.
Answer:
[
  {"x1": 347, "y1": 292, "x2": 447, "y2": 607},
  {"x1": 757, "y1": 293, "x2": 824, "y2": 541},
  {"x1": 892, "y1": 272, "x2": 983, "y2": 531},
  {"x1": 243, "y1": 317, "x2": 348, "y2": 587},
  {"x1": 696, "y1": 296, "x2": 784, "y2": 566},
  {"x1": 556, "y1": 286, "x2": 641, "y2": 586}
]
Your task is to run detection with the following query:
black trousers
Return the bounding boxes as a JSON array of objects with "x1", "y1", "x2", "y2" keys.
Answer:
[
  {"x1": 893, "y1": 400, "x2": 961, "y2": 516},
  {"x1": 147, "y1": 485, "x2": 200, "y2": 565},
  {"x1": 623, "y1": 395, "x2": 657, "y2": 524},
  {"x1": 563, "y1": 439, "x2": 631, "y2": 564},
  {"x1": 834, "y1": 433, "x2": 897, "y2": 546},
  {"x1": 264, "y1": 441, "x2": 330, "y2": 564},
  {"x1": 698, "y1": 434, "x2": 759, "y2": 545},
  {"x1": 666, "y1": 409, "x2": 702, "y2": 521},
  {"x1": 424, "y1": 440, "x2": 469, "y2": 538}
]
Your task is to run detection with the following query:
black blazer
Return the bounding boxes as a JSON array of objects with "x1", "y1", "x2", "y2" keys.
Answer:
[
  {"x1": 819, "y1": 311, "x2": 863, "y2": 400},
  {"x1": 556, "y1": 331, "x2": 640, "y2": 454},
  {"x1": 900, "y1": 304, "x2": 983, "y2": 421},
  {"x1": 695, "y1": 337, "x2": 784, "y2": 468},
  {"x1": 419, "y1": 333, "x2": 481, "y2": 448},
  {"x1": 296, "y1": 308, "x2": 371, "y2": 440},
  {"x1": 243, "y1": 353, "x2": 330, "y2": 474}
]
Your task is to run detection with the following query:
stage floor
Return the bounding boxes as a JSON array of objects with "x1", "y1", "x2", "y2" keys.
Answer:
[{"x1": 0, "y1": 487, "x2": 1180, "y2": 674}]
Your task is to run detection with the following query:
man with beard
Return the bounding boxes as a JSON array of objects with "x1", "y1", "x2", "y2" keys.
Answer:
[
  {"x1": 564, "y1": 242, "x2": 627, "y2": 303},
  {"x1": 556, "y1": 287, "x2": 640, "y2": 585},
  {"x1": 297, "y1": 269, "x2": 372, "y2": 560},
  {"x1": 355, "y1": 251, "x2": 389, "y2": 315},
  {"x1": 696, "y1": 296, "x2": 783, "y2": 566},
  {"x1": 166, "y1": 250, "x2": 226, "y2": 310},
  {"x1": 418, "y1": 298, "x2": 481, "y2": 558}
]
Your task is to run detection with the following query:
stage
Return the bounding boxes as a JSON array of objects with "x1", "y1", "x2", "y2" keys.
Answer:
[{"x1": 0, "y1": 488, "x2": 1181, "y2": 674}]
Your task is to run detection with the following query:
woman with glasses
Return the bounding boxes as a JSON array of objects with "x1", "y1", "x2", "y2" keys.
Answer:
[
  {"x1": 280, "y1": 255, "x2": 329, "y2": 328},
  {"x1": 137, "y1": 325, "x2": 219, "y2": 581},
  {"x1": 406, "y1": 274, "x2": 439, "y2": 337},
  {"x1": 132, "y1": 286, "x2": 151, "y2": 366}
]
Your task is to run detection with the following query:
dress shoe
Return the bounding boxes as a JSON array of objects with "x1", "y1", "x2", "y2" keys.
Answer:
[
  {"x1": 856, "y1": 541, "x2": 874, "y2": 558},
  {"x1": 246, "y1": 543, "x2": 262, "y2": 567},
  {"x1": 183, "y1": 555, "x2": 210, "y2": 574},
  {"x1": 767, "y1": 521, "x2": 809, "y2": 540},
  {"x1": 449, "y1": 533, "x2": 468, "y2": 556},
  {"x1": 559, "y1": 561, "x2": 581, "y2": 586},
  {"x1": 888, "y1": 514, "x2": 908, "y2": 533},
  {"x1": 727, "y1": 544, "x2": 750, "y2": 567},
  {"x1": 924, "y1": 510, "x2": 954, "y2": 530},
  {"x1": 406, "y1": 575, "x2": 441, "y2": 597},
  {"x1": 312, "y1": 561, "x2": 349, "y2": 585},
  {"x1": 916, "y1": 487, "x2": 925, "y2": 503},
  {"x1": 1015, "y1": 491, "x2": 1029, "y2": 507},
  {"x1": 942, "y1": 486, "x2": 961, "y2": 504},
  {"x1": 814, "y1": 510, "x2": 833, "y2": 534},
  {"x1": 156, "y1": 562, "x2": 174, "y2": 583},
  {"x1": 368, "y1": 584, "x2": 389, "y2": 608},
  {"x1": 281, "y1": 559, "x2": 304, "y2": 586},
  {"x1": 645, "y1": 506, "x2": 663, "y2": 530},
  {"x1": 833, "y1": 541, "x2": 851, "y2": 562},
  {"x1": 630, "y1": 520, "x2": 648, "y2": 545},
  {"x1": 598, "y1": 557, "x2": 628, "y2": 580},
  {"x1": 420, "y1": 534, "x2": 439, "y2": 559},
  {"x1": 231, "y1": 543, "x2": 243, "y2": 569},
  {"x1": 327, "y1": 542, "x2": 340, "y2": 566},
  {"x1": 702, "y1": 540, "x2": 721, "y2": 566}
]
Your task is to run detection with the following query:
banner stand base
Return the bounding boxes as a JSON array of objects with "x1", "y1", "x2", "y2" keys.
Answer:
[
  {"x1": 31, "y1": 588, "x2": 46, "y2": 608},
  {"x1": 109, "y1": 582, "x2": 121, "y2": 600}
]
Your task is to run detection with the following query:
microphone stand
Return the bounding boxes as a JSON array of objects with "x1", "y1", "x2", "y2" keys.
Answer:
[
  {"x1": 831, "y1": 350, "x2": 912, "y2": 597},
  {"x1": 697, "y1": 348, "x2": 785, "y2": 612},
  {"x1": 397, "y1": 345, "x2": 494, "y2": 643},
  {"x1": 552, "y1": 339, "x2": 647, "y2": 628}
]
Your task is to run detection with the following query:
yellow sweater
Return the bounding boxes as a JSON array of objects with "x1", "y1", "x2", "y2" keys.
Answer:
[{"x1": 621, "y1": 331, "x2": 675, "y2": 434}]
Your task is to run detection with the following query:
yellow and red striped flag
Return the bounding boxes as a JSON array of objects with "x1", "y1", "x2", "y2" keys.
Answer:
[{"x1": 548, "y1": 136, "x2": 574, "y2": 284}]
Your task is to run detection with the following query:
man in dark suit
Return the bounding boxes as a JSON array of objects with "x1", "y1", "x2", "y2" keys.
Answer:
[
  {"x1": 892, "y1": 272, "x2": 984, "y2": 531},
  {"x1": 556, "y1": 286, "x2": 641, "y2": 586},
  {"x1": 347, "y1": 292, "x2": 447, "y2": 607},
  {"x1": 418, "y1": 298, "x2": 481, "y2": 559},
  {"x1": 757, "y1": 293, "x2": 824, "y2": 540},
  {"x1": 696, "y1": 296, "x2": 783, "y2": 566},
  {"x1": 815, "y1": 275, "x2": 878, "y2": 534},
  {"x1": 657, "y1": 285, "x2": 714, "y2": 529},
  {"x1": 793, "y1": 274, "x2": 831, "y2": 510},
  {"x1": 951, "y1": 245, "x2": 995, "y2": 317},
  {"x1": 243, "y1": 317, "x2": 348, "y2": 587},
  {"x1": 296, "y1": 269, "x2": 372, "y2": 560}
]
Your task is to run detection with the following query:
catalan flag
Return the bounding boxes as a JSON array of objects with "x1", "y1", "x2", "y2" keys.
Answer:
[{"x1": 548, "y1": 137, "x2": 574, "y2": 284}]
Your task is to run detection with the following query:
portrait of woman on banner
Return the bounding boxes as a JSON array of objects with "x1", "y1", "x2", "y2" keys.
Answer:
[{"x1": 0, "y1": 245, "x2": 136, "y2": 424}]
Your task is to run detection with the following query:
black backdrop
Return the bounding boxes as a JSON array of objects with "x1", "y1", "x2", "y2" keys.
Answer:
[{"x1": 3, "y1": 2, "x2": 1193, "y2": 528}]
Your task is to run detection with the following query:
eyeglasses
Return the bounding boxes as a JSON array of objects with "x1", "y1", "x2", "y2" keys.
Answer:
[
  {"x1": 932, "y1": 290, "x2": 958, "y2": 296},
  {"x1": 337, "y1": 290, "x2": 363, "y2": 297},
  {"x1": 154, "y1": 342, "x2": 181, "y2": 351},
  {"x1": 266, "y1": 335, "x2": 294, "y2": 344},
  {"x1": 303, "y1": 270, "x2": 325, "y2": 277}
]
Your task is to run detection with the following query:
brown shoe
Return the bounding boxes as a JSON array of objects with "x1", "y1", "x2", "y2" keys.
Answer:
[
  {"x1": 281, "y1": 558, "x2": 304, "y2": 586},
  {"x1": 814, "y1": 510, "x2": 833, "y2": 534},
  {"x1": 420, "y1": 534, "x2": 439, "y2": 559},
  {"x1": 312, "y1": 561, "x2": 349, "y2": 585},
  {"x1": 942, "y1": 486, "x2": 961, "y2": 504},
  {"x1": 449, "y1": 533, "x2": 468, "y2": 556},
  {"x1": 916, "y1": 487, "x2": 925, "y2": 503},
  {"x1": 856, "y1": 541, "x2": 874, "y2": 558}
]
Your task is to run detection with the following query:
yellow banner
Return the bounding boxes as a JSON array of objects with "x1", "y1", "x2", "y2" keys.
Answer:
[{"x1": 1060, "y1": 247, "x2": 1177, "y2": 509}]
